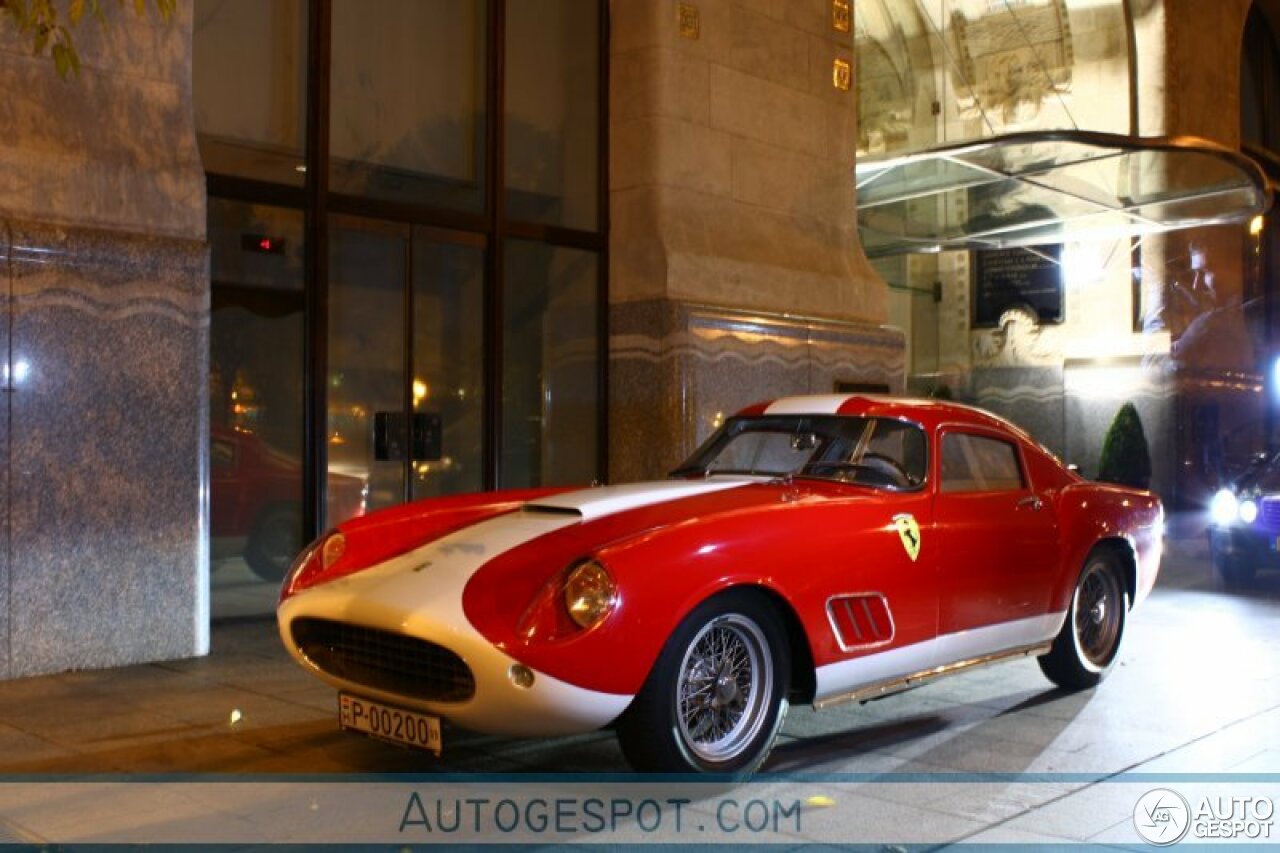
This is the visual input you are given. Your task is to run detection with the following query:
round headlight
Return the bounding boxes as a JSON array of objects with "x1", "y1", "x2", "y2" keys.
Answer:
[
  {"x1": 1240, "y1": 499, "x2": 1259, "y2": 524},
  {"x1": 563, "y1": 560, "x2": 617, "y2": 629},
  {"x1": 321, "y1": 532, "x2": 346, "y2": 569},
  {"x1": 1210, "y1": 489, "x2": 1240, "y2": 526}
]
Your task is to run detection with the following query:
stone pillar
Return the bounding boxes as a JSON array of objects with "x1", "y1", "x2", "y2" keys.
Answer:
[
  {"x1": 609, "y1": 0, "x2": 902, "y2": 482},
  {"x1": 0, "y1": 8, "x2": 208, "y2": 677}
]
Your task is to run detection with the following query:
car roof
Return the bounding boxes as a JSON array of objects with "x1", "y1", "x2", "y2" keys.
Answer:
[{"x1": 735, "y1": 394, "x2": 1025, "y2": 436}]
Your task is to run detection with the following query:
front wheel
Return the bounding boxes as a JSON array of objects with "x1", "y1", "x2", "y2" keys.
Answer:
[
  {"x1": 244, "y1": 503, "x2": 303, "y2": 582},
  {"x1": 1039, "y1": 550, "x2": 1129, "y2": 690},
  {"x1": 616, "y1": 590, "x2": 790, "y2": 775}
]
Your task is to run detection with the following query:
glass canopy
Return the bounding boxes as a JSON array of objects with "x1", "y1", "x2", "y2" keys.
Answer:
[{"x1": 856, "y1": 130, "x2": 1274, "y2": 257}]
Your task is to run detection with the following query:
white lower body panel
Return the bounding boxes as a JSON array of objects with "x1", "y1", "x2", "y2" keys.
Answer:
[{"x1": 813, "y1": 611, "x2": 1067, "y2": 705}]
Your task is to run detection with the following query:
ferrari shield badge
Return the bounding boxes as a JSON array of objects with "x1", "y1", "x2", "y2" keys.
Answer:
[{"x1": 893, "y1": 513, "x2": 921, "y2": 562}]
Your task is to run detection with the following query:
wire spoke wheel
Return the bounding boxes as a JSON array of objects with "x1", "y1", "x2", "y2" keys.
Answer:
[
  {"x1": 675, "y1": 613, "x2": 773, "y2": 763},
  {"x1": 616, "y1": 591, "x2": 789, "y2": 774},
  {"x1": 1074, "y1": 561, "x2": 1123, "y2": 667},
  {"x1": 1040, "y1": 548, "x2": 1128, "y2": 691}
]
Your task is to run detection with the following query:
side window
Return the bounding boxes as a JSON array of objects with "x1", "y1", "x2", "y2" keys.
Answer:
[
  {"x1": 941, "y1": 432, "x2": 1024, "y2": 493},
  {"x1": 211, "y1": 438, "x2": 236, "y2": 473}
]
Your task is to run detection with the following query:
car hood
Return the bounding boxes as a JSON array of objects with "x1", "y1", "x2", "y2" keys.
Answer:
[{"x1": 522, "y1": 477, "x2": 763, "y2": 520}]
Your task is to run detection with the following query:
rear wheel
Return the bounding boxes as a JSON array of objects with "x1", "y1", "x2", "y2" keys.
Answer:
[
  {"x1": 616, "y1": 590, "x2": 790, "y2": 775},
  {"x1": 1039, "y1": 550, "x2": 1128, "y2": 690}
]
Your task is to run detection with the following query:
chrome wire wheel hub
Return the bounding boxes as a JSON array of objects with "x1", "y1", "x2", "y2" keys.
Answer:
[
  {"x1": 676, "y1": 614, "x2": 773, "y2": 763},
  {"x1": 1075, "y1": 563, "x2": 1122, "y2": 667}
]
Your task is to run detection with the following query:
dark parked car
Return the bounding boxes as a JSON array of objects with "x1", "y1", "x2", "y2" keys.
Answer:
[{"x1": 1207, "y1": 451, "x2": 1280, "y2": 585}]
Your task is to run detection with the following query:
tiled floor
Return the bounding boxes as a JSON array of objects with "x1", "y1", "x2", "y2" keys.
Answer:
[{"x1": 0, "y1": 514, "x2": 1278, "y2": 844}]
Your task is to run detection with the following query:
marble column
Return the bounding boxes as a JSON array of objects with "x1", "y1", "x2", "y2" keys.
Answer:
[
  {"x1": 608, "y1": 0, "x2": 902, "y2": 480},
  {"x1": 0, "y1": 7, "x2": 208, "y2": 677}
]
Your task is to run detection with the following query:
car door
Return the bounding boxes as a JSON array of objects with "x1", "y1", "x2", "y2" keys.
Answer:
[
  {"x1": 807, "y1": 418, "x2": 942, "y2": 704},
  {"x1": 932, "y1": 426, "x2": 1060, "y2": 661}
]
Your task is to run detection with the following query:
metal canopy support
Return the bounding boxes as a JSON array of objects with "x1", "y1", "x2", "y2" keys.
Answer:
[{"x1": 856, "y1": 130, "x2": 1274, "y2": 258}]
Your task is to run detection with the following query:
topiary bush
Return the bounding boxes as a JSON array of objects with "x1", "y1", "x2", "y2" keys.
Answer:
[{"x1": 1097, "y1": 401, "x2": 1152, "y2": 490}]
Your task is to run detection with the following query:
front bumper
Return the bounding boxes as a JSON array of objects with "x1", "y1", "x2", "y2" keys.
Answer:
[
  {"x1": 277, "y1": 515, "x2": 633, "y2": 737},
  {"x1": 1207, "y1": 524, "x2": 1280, "y2": 569}
]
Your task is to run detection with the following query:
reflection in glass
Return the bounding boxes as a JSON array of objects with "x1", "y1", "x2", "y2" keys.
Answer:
[
  {"x1": 328, "y1": 217, "x2": 407, "y2": 522},
  {"x1": 855, "y1": 0, "x2": 1130, "y2": 158},
  {"x1": 505, "y1": 0, "x2": 599, "y2": 231},
  {"x1": 194, "y1": 0, "x2": 308, "y2": 185},
  {"x1": 209, "y1": 200, "x2": 305, "y2": 608},
  {"x1": 330, "y1": 0, "x2": 486, "y2": 212},
  {"x1": 412, "y1": 235, "x2": 485, "y2": 499},
  {"x1": 501, "y1": 241, "x2": 599, "y2": 487}
]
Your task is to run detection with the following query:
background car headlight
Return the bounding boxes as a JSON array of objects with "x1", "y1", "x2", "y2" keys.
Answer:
[
  {"x1": 564, "y1": 560, "x2": 618, "y2": 629},
  {"x1": 1210, "y1": 489, "x2": 1240, "y2": 526},
  {"x1": 1240, "y1": 499, "x2": 1259, "y2": 524}
]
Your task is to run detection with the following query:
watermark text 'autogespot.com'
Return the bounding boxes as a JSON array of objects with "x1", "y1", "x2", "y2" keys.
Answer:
[{"x1": 399, "y1": 792, "x2": 803, "y2": 837}]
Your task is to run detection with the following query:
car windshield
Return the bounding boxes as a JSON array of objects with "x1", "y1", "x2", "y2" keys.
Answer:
[
  {"x1": 671, "y1": 415, "x2": 927, "y2": 490},
  {"x1": 1234, "y1": 452, "x2": 1280, "y2": 493}
]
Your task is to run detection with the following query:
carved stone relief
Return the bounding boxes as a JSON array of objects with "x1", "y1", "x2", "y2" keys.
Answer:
[{"x1": 949, "y1": 0, "x2": 1073, "y2": 126}]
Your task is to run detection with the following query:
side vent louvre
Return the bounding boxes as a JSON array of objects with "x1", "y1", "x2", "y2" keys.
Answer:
[{"x1": 827, "y1": 593, "x2": 895, "y2": 651}]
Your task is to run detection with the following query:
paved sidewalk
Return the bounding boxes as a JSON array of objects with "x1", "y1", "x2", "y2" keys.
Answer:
[{"x1": 0, "y1": 512, "x2": 1276, "y2": 844}]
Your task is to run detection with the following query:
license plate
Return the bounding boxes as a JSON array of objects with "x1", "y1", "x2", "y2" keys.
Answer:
[{"x1": 339, "y1": 693, "x2": 442, "y2": 756}]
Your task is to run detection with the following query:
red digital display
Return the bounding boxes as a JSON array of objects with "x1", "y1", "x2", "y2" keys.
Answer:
[{"x1": 240, "y1": 234, "x2": 287, "y2": 255}]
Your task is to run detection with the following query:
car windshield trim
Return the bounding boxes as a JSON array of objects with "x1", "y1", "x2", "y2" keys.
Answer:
[{"x1": 670, "y1": 414, "x2": 929, "y2": 492}]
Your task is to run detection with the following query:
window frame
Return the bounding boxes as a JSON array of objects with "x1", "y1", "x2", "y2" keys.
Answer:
[
  {"x1": 197, "y1": 0, "x2": 610, "y2": 546},
  {"x1": 934, "y1": 425, "x2": 1030, "y2": 495}
]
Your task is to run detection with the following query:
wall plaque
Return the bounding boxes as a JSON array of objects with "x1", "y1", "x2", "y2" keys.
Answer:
[
  {"x1": 678, "y1": 3, "x2": 700, "y2": 40},
  {"x1": 973, "y1": 245, "x2": 1063, "y2": 327},
  {"x1": 833, "y1": 0, "x2": 851, "y2": 33},
  {"x1": 833, "y1": 58, "x2": 852, "y2": 91}
]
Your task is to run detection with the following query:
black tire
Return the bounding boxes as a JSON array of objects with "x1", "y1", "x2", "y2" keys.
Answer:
[
  {"x1": 243, "y1": 503, "x2": 303, "y2": 582},
  {"x1": 1039, "y1": 549, "x2": 1129, "y2": 690},
  {"x1": 1212, "y1": 553, "x2": 1257, "y2": 588},
  {"x1": 616, "y1": 589, "x2": 790, "y2": 775}
]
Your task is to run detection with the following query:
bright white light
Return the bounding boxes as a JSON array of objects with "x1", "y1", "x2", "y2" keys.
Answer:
[
  {"x1": 1063, "y1": 365, "x2": 1145, "y2": 398},
  {"x1": 1060, "y1": 243, "x2": 1103, "y2": 287},
  {"x1": 1251, "y1": 215, "x2": 1265, "y2": 236},
  {"x1": 2, "y1": 360, "x2": 30, "y2": 388},
  {"x1": 1240, "y1": 499, "x2": 1259, "y2": 524},
  {"x1": 1210, "y1": 489, "x2": 1239, "y2": 526}
]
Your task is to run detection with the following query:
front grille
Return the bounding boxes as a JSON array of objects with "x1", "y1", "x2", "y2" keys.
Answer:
[
  {"x1": 1261, "y1": 498, "x2": 1280, "y2": 530},
  {"x1": 291, "y1": 617, "x2": 475, "y2": 702}
]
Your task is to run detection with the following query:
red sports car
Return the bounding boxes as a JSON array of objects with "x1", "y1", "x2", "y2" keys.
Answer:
[{"x1": 277, "y1": 395, "x2": 1163, "y2": 773}]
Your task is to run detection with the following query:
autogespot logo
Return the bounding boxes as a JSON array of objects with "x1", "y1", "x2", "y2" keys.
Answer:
[{"x1": 1134, "y1": 789, "x2": 1192, "y2": 846}]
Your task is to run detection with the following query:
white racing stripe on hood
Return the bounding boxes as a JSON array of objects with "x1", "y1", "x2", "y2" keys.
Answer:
[{"x1": 524, "y1": 478, "x2": 761, "y2": 521}]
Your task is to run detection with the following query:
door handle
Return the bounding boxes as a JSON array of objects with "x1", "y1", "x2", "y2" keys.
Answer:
[{"x1": 1018, "y1": 495, "x2": 1044, "y2": 512}]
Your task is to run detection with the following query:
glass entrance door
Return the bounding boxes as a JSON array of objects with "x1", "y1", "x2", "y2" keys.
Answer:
[{"x1": 327, "y1": 216, "x2": 485, "y2": 525}]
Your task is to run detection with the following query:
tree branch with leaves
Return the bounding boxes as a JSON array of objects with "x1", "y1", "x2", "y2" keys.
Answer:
[{"x1": 0, "y1": 0, "x2": 175, "y2": 78}]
